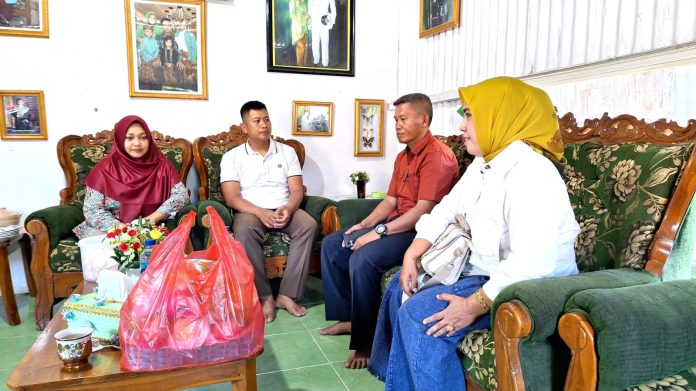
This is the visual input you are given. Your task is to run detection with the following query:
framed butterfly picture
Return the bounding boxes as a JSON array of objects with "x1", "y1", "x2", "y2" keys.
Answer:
[{"x1": 354, "y1": 99, "x2": 384, "y2": 157}]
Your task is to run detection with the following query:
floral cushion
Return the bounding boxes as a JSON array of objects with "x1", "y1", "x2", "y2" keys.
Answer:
[
  {"x1": 68, "y1": 144, "x2": 185, "y2": 209},
  {"x1": 49, "y1": 238, "x2": 82, "y2": 273},
  {"x1": 201, "y1": 145, "x2": 236, "y2": 203},
  {"x1": 624, "y1": 368, "x2": 696, "y2": 391},
  {"x1": 565, "y1": 143, "x2": 692, "y2": 272},
  {"x1": 460, "y1": 329, "x2": 498, "y2": 390},
  {"x1": 263, "y1": 232, "x2": 291, "y2": 258}
]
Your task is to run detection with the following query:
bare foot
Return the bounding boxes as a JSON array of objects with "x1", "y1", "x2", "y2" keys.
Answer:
[
  {"x1": 275, "y1": 294, "x2": 307, "y2": 317},
  {"x1": 262, "y1": 296, "x2": 276, "y2": 323},
  {"x1": 319, "y1": 321, "x2": 352, "y2": 335},
  {"x1": 344, "y1": 350, "x2": 370, "y2": 369}
]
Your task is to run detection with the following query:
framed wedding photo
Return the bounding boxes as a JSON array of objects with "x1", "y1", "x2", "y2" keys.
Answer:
[
  {"x1": 292, "y1": 101, "x2": 333, "y2": 136},
  {"x1": 420, "y1": 0, "x2": 460, "y2": 38},
  {"x1": 1, "y1": 90, "x2": 47, "y2": 140},
  {"x1": 124, "y1": 0, "x2": 207, "y2": 99},
  {"x1": 266, "y1": 0, "x2": 355, "y2": 76},
  {"x1": 0, "y1": 0, "x2": 48, "y2": 38},
  {"x1": 354, "y1": 99, "x2": 384, "y2": 157}
]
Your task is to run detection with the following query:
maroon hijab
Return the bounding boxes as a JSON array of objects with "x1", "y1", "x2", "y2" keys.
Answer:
[{"x1": 84, "y1": 115, "x2": 181, "y2": 223}]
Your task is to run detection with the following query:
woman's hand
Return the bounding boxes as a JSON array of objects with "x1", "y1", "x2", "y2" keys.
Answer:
[
  {"x1": 399, "y1": 239, "x2": 432, "y2": 296},
  {"x1": 423, "y1": 293, "x2": 486, "y2": 337}
]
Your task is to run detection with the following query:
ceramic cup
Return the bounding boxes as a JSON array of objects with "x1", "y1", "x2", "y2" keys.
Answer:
[{"x1": 54, "y1": 327, "x2": 93, "y2": 372}]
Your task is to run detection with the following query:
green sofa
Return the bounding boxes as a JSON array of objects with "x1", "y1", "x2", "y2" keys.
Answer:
[
  {"x1": 323, "y1": 113, "x2": 696, "y2": 390},
  {"x1": 25, "y1": 130, "x2": 194, "y2": 330},
  {"x1": 192, "y1": 125, "x2": 335, "y2": 277}
]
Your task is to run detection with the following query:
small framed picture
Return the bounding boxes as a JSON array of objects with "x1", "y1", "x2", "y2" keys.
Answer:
[
  {"x1": 1, "y1": 90, "x2": 47, "y2": 140},
  {"x1": 0, "y1": 0, "x2": 49, "y2": 38},
  {"x1": 266, "y1": 0, "x2": 355, "y2": 77},
  {"x1": 354, "y1": 99, "x2": 384, "y2": 157},
  {"x1": 420, "y1": 0, "x2": 460, "y2": 38},
  {"x1": 124, "y1": 0, "x2": 208, "y2": 100},
  {"x1": 292, "y1": 101, "x2": 334, "y2": 136}
]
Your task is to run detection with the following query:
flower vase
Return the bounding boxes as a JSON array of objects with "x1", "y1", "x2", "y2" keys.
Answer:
[
  {"x1": 125, "y1": 267, "x2": 141, "y2": 285},
  {"x1": 356, "y1": 180, "x2": 366, "y2": 199}
]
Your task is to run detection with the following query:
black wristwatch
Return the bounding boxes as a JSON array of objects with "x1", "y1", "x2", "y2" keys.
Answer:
[{"x1": 375, "y1": 223, "x2": 388, "y2": 238}]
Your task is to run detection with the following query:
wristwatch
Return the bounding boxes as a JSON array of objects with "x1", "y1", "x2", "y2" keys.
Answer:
[{"x1": 375, "y1": 223, "x2": 388, "y2": 238}]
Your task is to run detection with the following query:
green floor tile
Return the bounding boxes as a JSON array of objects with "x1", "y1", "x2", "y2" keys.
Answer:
[
  {"x1": 311, "y1": 328, "x2": 352, "y2": 363},
  {"x1": 258, "y1": 364, "x2": 347, "y2": 391},
  {"x1": 265, "y1": 308, "x2": 306, "y2": 336},
  {"x1": 0, "y1": 368, "x2": 13, "y2": 391},
  {"x1": 301, "y1": 303, "x2": 336, "y2": 330},
  {"x1": 258, "y1": 330, "x2": 328, "y2": 373},
  {"x1": 0, "y1": 334, "x2": 39, "y2": 371},
  {"x1": 332, "y1": 362, "x2": 385, "y2": 391}
]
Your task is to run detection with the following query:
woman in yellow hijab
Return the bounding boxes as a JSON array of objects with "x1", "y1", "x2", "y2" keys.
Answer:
[{"x1": 368, "y1": 77, "x2": 580, "y2": 390}]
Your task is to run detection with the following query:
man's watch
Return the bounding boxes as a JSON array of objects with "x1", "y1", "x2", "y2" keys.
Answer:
[{"x1": 375, "y1": 223, "x2": 388, "y2": 238}]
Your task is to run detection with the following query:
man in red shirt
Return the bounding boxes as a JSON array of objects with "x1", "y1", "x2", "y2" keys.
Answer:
[{"x1": 320, "y1": 93, "x2": 459, "y2": 369}]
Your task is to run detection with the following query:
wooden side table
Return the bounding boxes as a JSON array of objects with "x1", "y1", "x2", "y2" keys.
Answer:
[{"x1": 0, "y1": 231, "x2": 36, "y2": 326}]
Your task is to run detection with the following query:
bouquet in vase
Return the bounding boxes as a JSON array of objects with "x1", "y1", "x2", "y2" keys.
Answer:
[{"x1": 104, "y1": 219, "x2": 169, "y2": 271}]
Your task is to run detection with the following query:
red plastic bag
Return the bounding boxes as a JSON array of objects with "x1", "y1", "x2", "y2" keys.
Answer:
[{"x1": 119, "y1": 207, "x2": 264, "y2": 371}]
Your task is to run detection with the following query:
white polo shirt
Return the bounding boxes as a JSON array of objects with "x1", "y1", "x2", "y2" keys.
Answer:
[{"x1": 220, "y1": 139, "x2": 302, "y2": 209}]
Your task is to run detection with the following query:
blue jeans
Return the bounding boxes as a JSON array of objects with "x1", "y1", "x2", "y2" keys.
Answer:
[{"x1": 369, "y1": 271, "x2": 490, "y2": 391}]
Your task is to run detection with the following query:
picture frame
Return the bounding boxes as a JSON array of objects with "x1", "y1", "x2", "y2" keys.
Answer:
[
  {"x1": 420, "y1": 0, "x2": 460, "y2": 38},
  {"x1": 354, "y1": 99, "x2": 384, "y2": 157},
  {"x1": 1, "y1": 90, "x2": 47, "y2": 140},
  {"x1": 0, "y1": 0, "x2": 48, "y2": 38},
  {"x1": 292, "y1": 101, "x2": 333, "y2": 136},
  {"x1": 124, "y1": 0, "x2": 207, "y2": 99},
  {"x1": 266, "y1": 0, "x2": 355, "y2": 77}
]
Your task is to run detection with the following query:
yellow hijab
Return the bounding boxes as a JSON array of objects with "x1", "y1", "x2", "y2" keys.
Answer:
[{"x1": 458, "y1": 77, "x2": 564, "y2": 162}]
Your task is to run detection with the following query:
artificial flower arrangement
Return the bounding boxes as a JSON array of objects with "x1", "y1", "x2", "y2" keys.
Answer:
[{"x1": 104, "y1": 218, "x2": 169, "y2": 271}]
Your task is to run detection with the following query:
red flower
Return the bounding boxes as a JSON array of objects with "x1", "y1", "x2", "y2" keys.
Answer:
[
  {"x1": 113, "y1": 228, "x2": 122, "y2": 235},
  {"x1": 128, "y1": 229, "x2": 137, "y2": 237},
  {"x1": 118, "y1": 243, "x2": 128, "y2": 251},
  {"x1": 106, "y1": 232, "x2": 116, "y2": 239},
  {"x1": 132, "y1": 242, "x2": 141, "y2": 250}
]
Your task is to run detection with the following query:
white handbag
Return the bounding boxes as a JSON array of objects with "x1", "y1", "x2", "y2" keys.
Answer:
[{"x1": 416, "y1": 214, "x2": 472, "y2": 291}]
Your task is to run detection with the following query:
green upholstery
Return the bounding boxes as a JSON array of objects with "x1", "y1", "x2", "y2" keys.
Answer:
[
  {"x1": 26, "y1": 144, "x2": 189, "y2": 273},
  {"x1": 564, "y1": 143, "x2": 692, "y2": 271},
  {"x1": 200, "y1": 145, "x2": 234, "y2": 204},
  {"x1": 335, "y1": 199, "x2": 383, "y2": 229},
  {"x1": 565, "y1": 280, "x2": 696, "y2": 391}
]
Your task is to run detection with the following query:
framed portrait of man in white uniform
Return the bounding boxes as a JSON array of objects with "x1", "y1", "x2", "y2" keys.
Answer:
[{"x1": 266, "y1": 0, "x2": 355, "y2": 76}]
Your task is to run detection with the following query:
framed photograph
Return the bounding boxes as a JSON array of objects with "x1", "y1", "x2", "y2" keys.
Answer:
[
  {"x1": 354, "y1": 99, "x2": 384, "y2": 157},
  {"x1": 292, "y1": 101, "x2": 333, "y2": 136},
  {"x1": 1, "y1": 90, "x2": 47, "y2": 140},
  {"x1": 124, "y1": 0, "x2": 207, "y2": 99},
  {"x1": 0, "y1": 0, "x2": 48, "y2": 38},
  {"x1": 420, "y1": 0, "x2": 460, "y2": 38},
  {"x1": 266, "y1": 0, "x2": 355, "y2": 77}
]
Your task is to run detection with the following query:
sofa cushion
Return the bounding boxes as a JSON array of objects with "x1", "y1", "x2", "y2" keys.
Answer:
[
  {"x1": 460, "y1": 329, "x2": 498, "y2": 390},
  {"x1": 202, "y1": 145, "x2": 236, "y2": 203},
  {"x1": 564, "y1": 143, "x2": 692, "y2": 272},
  {"x1": 49, "y1": 238, "x2": 82, "y2": 273}
]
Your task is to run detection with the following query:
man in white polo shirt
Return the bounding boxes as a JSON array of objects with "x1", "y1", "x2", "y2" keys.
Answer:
[{"x1": 220, "y1": 101, "x2": 318, "y2": 323}]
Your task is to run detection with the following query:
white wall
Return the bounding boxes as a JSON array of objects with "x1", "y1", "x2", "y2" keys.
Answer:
[{"x1": 0, "y1": 0, "x2": 400, "y2": 293}]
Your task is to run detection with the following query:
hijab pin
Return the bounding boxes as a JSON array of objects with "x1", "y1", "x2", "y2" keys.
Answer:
[{"x1": 277, "y1": 164, "x2": 282, "y2": 168}]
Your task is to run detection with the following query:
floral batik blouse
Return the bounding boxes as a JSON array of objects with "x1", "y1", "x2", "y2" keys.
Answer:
[{"x1": 73, "y1": 182, "x2": 189, "y2": 239}]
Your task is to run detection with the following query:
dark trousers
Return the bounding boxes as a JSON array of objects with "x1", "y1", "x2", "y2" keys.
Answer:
[{"x1": 321, "y1": 229, "x2": 416, "y2": 352}]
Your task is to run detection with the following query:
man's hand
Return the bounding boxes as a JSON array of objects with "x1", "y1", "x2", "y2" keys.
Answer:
[
  {"x1": 274, "y1": 205, "x2": 293, "y2": 228},
  {"x1": 257, "y1": 209, "x2": 280, "y2": 229},
  {"x1": 350, "y1": 230, "x2": 379, "y2": 251}
]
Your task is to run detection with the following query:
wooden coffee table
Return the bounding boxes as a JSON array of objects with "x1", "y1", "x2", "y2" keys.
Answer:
[{"x1": 7, "y1": 282, "x2": 260, "y2": 390}]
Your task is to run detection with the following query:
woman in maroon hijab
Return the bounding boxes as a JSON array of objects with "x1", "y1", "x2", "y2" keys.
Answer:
[{"x1": 73, "y1": 115, "x2": 189, "y2": 238}]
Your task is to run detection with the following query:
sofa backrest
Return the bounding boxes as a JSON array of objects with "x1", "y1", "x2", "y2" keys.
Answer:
[
  {"x1": 57, "y1": 130, "x2": 193, "y2": 208},
  {"x1": 559, "y1": 113, "x2": 696, "y2": 276},
  {"x1": 193, "y1": 125, "x2": 306, "y2": 203}
]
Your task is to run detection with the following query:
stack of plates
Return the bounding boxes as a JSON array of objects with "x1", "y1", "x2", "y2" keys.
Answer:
[{"x1": 0, "y1": 225, "x2": 21, "y2": 242}]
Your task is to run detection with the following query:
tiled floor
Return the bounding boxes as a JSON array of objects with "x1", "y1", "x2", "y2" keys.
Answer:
[{"x1": 0, "y1": 276, "x2": 384, "y2": 391}]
